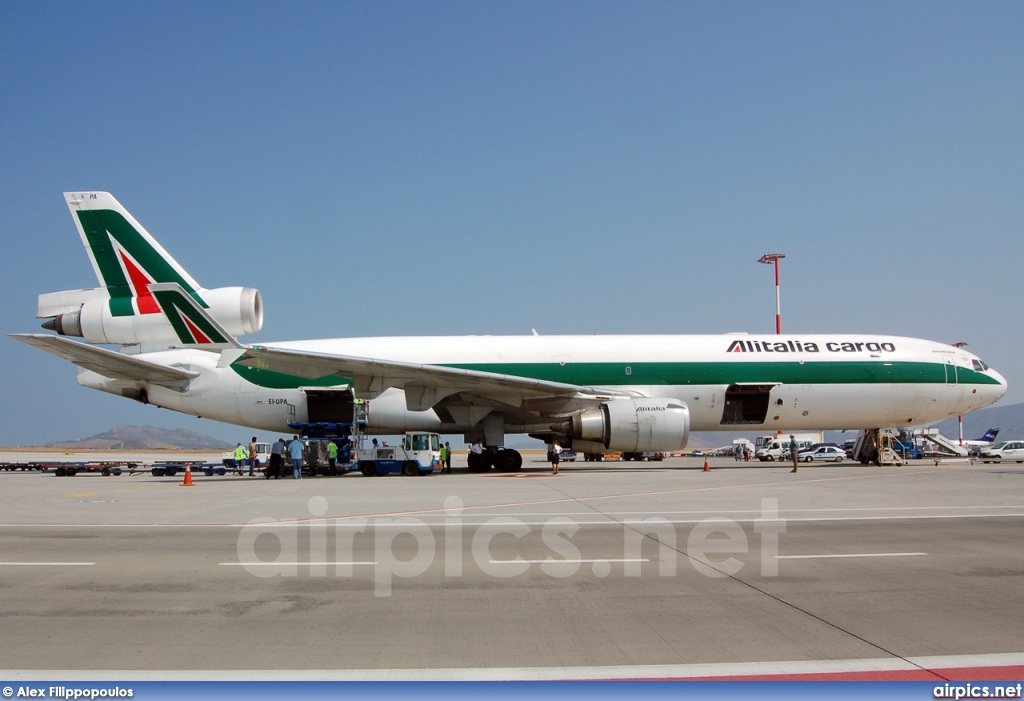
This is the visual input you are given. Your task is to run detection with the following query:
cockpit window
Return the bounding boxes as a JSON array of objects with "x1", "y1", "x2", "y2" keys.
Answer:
[{"x1": 972, "y1": 359, "x2": 989, "y2": 371}]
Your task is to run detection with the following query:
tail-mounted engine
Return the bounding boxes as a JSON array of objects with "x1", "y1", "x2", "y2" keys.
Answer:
[
  {"x1": 566, "y1": 397, "x2": 690, "y2": 452},
  {"x1": 40, "y1": 286, "x2": 262, "y2": 345}
]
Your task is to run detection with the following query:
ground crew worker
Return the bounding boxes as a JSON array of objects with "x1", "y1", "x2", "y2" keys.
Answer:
[
  {"x1": 444, "y1": 441, "x2": 452, "y2": 473},
  {"x1": 288, "y1": 435, "x2": 304, "y2": 479},
  {"x1": 248, "y1": 436, "x2": 258, "y2": 477},
  {"x1": 790, "y1": 434, "x2": 799, "y2": 473},
  {"x1": 551, "y1": 440, "x2": 563, "y2": 474},
  {"x1": 438, "y1": 442, "x2": 448, "y2": 474},
  {"x1": 267, "y1": 437, "x2": 285, "y2": 479},
  {"x1": 232, "y1": 443, "x2": 246, "y2": 476},
  {"x1": 327, "y1": 439, "x2": 338, "y2": 475}
]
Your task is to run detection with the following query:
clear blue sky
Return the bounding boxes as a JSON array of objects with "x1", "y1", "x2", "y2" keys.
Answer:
[{"x1": 1, "y1": 2, "x2": 1022, "y2": 445}]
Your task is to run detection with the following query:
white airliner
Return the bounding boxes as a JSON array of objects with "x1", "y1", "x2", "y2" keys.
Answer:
[
  {"x1": 954, "y1": 427, "x2": 1000, "y2": 448},
  {"x1": 11, "y1": 192, "x2": 1008, "y2": 471}
]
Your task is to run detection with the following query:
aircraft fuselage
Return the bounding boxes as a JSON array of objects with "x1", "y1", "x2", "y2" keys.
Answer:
[{"x1": 78, "y1": 333, "x2": 1006, "y2": 438}]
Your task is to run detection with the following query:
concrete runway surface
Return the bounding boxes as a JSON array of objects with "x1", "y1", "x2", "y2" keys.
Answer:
[{"x1": 1, "y1": 455, "x2": 1023, "y2": 681}]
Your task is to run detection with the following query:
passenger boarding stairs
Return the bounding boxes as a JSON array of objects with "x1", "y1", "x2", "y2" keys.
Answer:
[
  {"x1": 913, "y1": 428, "x2": 970, "y2": 457},
  {"x1": 851, "y1": 429, "x2": 906, "y2": 466}
]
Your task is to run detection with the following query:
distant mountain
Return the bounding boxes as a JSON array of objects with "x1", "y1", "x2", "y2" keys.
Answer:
[{"x1": 45, "y1": 425, "x2": 234, "y2": 450}]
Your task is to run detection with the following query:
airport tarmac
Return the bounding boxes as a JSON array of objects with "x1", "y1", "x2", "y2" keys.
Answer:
[{"x1": 1, "y1": 455, "x2": 1023, "y2": 681}]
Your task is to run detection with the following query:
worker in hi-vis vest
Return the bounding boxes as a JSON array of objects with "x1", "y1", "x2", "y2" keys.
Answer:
[{"x1": 232, "y1": 443, "x2": 246, "y2": 476}]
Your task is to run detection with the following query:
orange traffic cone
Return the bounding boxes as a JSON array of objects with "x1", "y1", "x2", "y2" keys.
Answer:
[
  {"x1": 703, "y1": 457, "x2": 710, "y2": 472},
  {"x1": 181, "y1": 464, "x2": 194, "y2": 486}
]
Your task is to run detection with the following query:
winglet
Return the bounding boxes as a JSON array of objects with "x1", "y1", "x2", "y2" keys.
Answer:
[{"x1": 148, "y1": 283, "x2": 244, "y2": 349}]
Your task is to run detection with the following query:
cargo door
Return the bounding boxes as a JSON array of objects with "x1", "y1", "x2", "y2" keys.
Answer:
[
  {"x1": 720, "y1": 383, "x2": 778, "y2": 425},
  {"x1": 304, "y1": 387, "x2": 355, "y2": 423}
]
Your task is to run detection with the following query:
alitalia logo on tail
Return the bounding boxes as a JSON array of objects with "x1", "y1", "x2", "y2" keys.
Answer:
[
  {"x1": 726, "y1": 339, "x2": 897, "y2": 353},
  {"x1": 150, "y1": 285, "x2": 229, "y2": 345},
  {"x1": 111, "y1": 242, "x2": 160, "y2": 315},
  {"x1": 73, "y1": 205, "x2": 207, "y2": 317}
]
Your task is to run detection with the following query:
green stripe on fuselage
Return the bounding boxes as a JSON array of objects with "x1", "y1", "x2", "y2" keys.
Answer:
[
  {"x1": 229, "y1": 359, "x2": 1000, "y2": 390},
  {"x1": 445, "y1": 360, "x2": 1001, "y2": 386},
  {"x1": 230, "y1": 364, "x2": 349, "y2": 389}
]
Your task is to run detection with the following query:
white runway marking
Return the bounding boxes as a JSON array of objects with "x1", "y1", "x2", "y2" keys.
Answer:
[
  {"x1": 6, "y1": 651, "x2": 1024, "y2": 680},
  {"x1": 489, "y1": 558, "x2": 648, "y2": 564},
  {"x1": 218, "y1": 561, "x2": 377, "y2": 567},
  {"x1": 4, "y1": 511, "x2": 1024, "y2": 528},
  {"x1": 0, "y1": 562, "x2": 95, "y2": 566},
  {"x1": 776, "y1": 552, "x2": 927, "y2": 559}
]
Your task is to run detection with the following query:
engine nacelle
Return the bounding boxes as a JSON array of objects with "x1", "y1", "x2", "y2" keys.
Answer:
[
  {"x1": 569, "y1": 397, "x2": 690, "y2": 452},
  {"x1": 42, "y1": 286, "x2": 263, "y2": 345}
]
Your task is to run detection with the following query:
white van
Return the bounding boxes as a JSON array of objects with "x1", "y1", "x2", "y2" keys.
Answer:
[
  {"x1": 979, "y1": 441, "x2": 1024, "y2": 463},
  {"x1": 756, "y1": 437, "x2": 811, "y2": 461}
]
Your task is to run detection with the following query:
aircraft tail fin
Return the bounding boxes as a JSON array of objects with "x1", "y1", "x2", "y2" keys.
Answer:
[
  {"x1": 148, "y1": 283, "x2": 244, "y2": 350},
  {"x1": 979, "y1": 428, "x2": 999, "y2": 442},
  {"x1": 63, "y1": 192, "x2": 205, "y2": 316}
]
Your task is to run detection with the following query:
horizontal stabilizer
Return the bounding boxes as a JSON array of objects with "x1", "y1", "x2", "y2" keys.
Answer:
[
  {"x1": 10, "y1": 333, "x2": 197, "y2": 385},
  {"x1": 148, "y1": 283, "x2": 244, "y2": 349},
  {"x1": 37, "y1": 288, "x2": 110, "y2": 319}
]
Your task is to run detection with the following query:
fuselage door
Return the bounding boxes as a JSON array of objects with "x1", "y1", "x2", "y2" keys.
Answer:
[
  {"x1": 942, "y1": 354, "x2": 957, "y2": 385},
  {"x1": 721, "y1": 383, "x2": 780, "y2": 425},
  {"x1": 303, "y1": 387, "x2": 356, "y2": 423},
  {"x1": 551, "y1": 355, "x2": 573, "y2": 384}
]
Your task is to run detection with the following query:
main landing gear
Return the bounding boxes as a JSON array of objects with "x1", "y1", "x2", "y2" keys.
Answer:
[{"x1": 467, "y1": 448, "x2": 523, "y2": 473}]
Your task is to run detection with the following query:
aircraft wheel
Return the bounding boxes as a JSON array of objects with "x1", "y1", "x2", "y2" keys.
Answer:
[
  {"x1": 402, "y1": 461, "x2": 419, "y2": 476},
  {"x1": 467, "y1": 452, "x2": 486, "y2": 473},
  {"x1": 360, "y1": 462, "x2": 377, "y2": 477},
  {"x1": 494, "y1": 449, "x2": 523, "y2": 472}
]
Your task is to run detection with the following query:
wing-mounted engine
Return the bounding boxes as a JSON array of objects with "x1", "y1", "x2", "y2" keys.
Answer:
[
  {"x1": 38, "y1": 286, "x2": 263, "y2": 345},
  {"x1": 564, "y1": 397, "x2": 691, "y2": 452}
]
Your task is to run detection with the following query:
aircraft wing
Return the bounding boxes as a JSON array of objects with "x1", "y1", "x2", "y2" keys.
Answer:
[
  {"x1": 236, "y1": 344, "x2": 636, "y2": 411},
  {"x1": 10, "y1": 334, "x2": 198, "y2": 385}
]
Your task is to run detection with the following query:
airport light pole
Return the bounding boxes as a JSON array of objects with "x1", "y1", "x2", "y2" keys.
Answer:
[
  {"x1": 758, "y1": 253, "x2": 786, "y2": 335},
  {"x1": 952, "y1": 341, "x2": 969, "y2": 445}
]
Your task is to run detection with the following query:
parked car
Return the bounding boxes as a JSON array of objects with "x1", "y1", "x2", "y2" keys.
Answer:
[
  {"x1": 796, "y1": 446, "x2": 847, "y2": 463},
  {"x1": 979, "y1": 441, "x2": 1024, "y2": 463}
]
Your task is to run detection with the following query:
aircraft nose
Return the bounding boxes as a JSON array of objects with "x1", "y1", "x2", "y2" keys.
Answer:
[{"x1": 982, "y1": 368, "x2": 1008, "y2": 403}]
